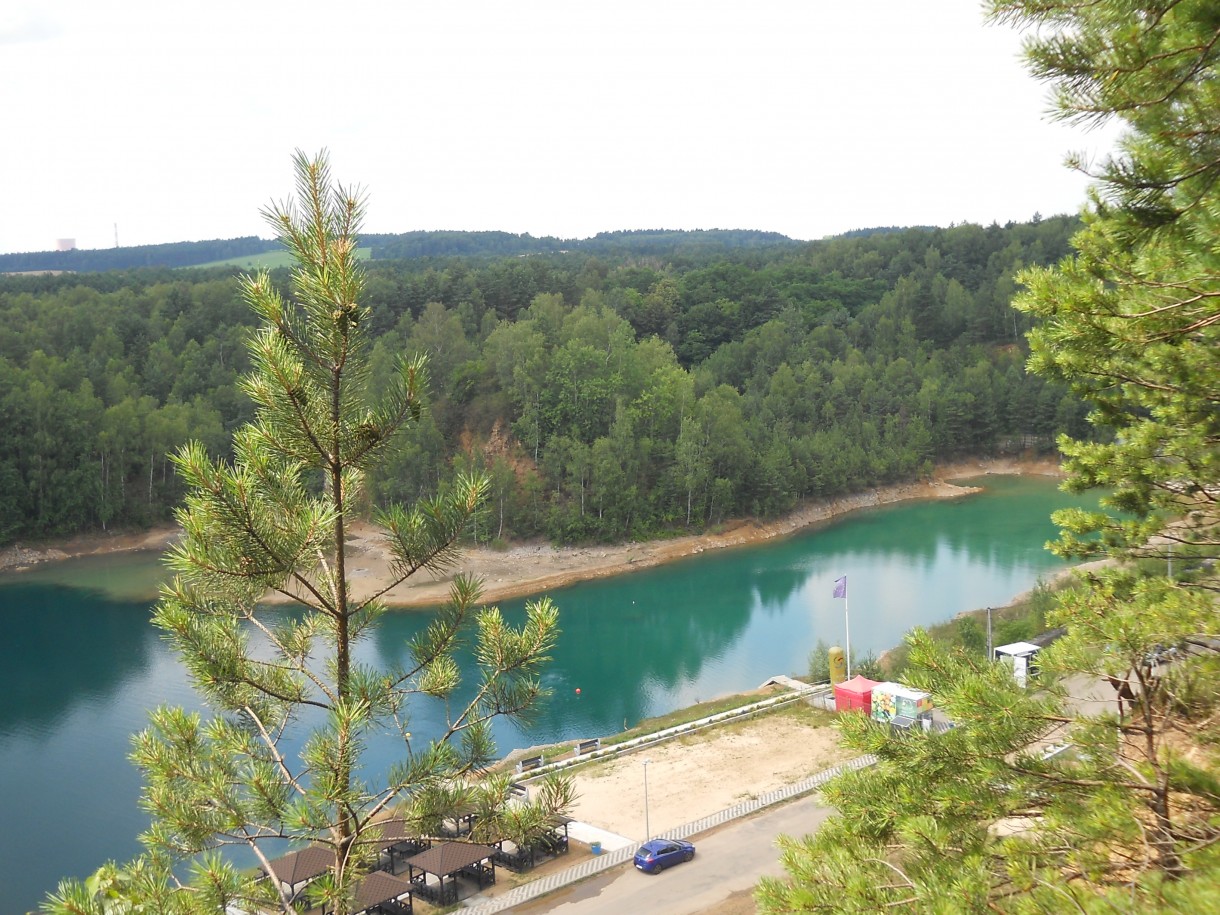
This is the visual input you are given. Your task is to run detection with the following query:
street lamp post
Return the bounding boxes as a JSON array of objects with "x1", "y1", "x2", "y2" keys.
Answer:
[
  {"x1": 643, "y1": 758, "x2": 652, "y2": 840},
  {"x1": 986, "y1": 606, "x2": 993, "y2": 660}
]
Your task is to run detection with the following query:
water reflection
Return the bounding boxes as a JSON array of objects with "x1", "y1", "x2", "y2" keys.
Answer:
[
  {"x1": 0, "y1": 582, "x2": 199, "y2": 915},
  {"x1": 751, "y1": 560, "x2": 815, "y2": 611},
  {"x1": 0, "y1": 583, "x2": 156, "y2": 737}
]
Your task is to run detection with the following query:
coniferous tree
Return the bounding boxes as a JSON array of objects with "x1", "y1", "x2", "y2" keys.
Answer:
[
  {"x1": 759, "y1": 3, "x2": 1220, "y2": 911},
  {"x1": 43, "y1": 152, "x2": 559, "y2": 915},
  {"x1": 1002, "y1": 0, "x2": 1220, "y2": 570}
]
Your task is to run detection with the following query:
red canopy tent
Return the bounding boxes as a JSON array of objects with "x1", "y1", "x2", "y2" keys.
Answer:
[{"x1": 834, "y1": 675, "x2": 880, "y2": 714}]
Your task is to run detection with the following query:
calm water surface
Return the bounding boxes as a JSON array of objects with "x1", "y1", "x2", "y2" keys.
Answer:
[{"x1": 0, "y1": 475, "x2": 1094, "y2": 911}]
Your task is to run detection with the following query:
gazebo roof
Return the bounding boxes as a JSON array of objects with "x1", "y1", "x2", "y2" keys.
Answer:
[
  {"x1": 404, "y1": 840, "x2": 496, "y2": 877},
  {"x1": 362, "y1": 817, "x2": 414, "y2": 849},
  {"x1": 262, "y1": 845, "x2": 335, "y2": 885},
  {"x1": 352, "y1": 870, "x2": 414, "y2": 912}
]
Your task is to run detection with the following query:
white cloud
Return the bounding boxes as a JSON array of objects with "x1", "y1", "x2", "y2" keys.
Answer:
[
  {"x1": 0, "y1": 1, "x2": 1116, "y2": 254},
  {"x1": 0, "y1": 8, "x2": 62, "y2": 45}
]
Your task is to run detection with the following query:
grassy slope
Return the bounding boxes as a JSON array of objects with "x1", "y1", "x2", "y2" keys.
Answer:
[{"x1": 183, "y1": 246, "x2": 373, "y2": 270}]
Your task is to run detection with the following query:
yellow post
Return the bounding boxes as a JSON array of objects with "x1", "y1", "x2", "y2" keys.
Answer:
[{"x1": 828, "y1": 646, "x2": 847, "y2": 684}]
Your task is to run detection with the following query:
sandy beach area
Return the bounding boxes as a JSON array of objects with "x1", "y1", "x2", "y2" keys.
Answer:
[
  {"x1": 0, "y1": 458, "x2": 1062, "y2": 607},
  {"x1": 560, "y1": 703, "x2": 851, "y2": 840}
]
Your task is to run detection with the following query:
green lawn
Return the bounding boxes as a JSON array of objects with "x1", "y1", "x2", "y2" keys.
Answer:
[{"x1": 182, "y1": 246, "x2": 373, "y2": 271}]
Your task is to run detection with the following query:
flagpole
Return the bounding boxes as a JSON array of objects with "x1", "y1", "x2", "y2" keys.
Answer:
[
  {"x1": 833, "y1": 575, "x2": 851, "y2": 680},
  {"x1": 845, "y1": 594, "x2": 851, "y2": 680}
]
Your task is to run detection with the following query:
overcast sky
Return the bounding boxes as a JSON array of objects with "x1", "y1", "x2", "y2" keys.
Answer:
[{"x1": 0, "y1": 1, "x2": 1117, "y2": 255}]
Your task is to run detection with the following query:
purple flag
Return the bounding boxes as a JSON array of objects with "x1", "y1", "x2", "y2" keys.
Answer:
[{"x1": 833, "y1": 576, "x2": 847, "y2": 599}]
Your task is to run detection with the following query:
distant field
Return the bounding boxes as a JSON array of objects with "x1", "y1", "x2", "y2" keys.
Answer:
[{"x1": 183, "y1": 247, "x2": 373, "y2": 270}]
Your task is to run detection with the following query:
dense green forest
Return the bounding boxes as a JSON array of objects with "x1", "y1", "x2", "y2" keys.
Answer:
[{"x1": 0, "y1": 217, "x2": 1086, "y2": 547}]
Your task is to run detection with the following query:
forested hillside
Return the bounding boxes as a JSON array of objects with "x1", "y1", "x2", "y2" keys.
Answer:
[
  {"x1": 0, "y1": 228, "x2": 794, "y2": 272},
  {"x1": 0, "y1": 216, "x2": 1085, "y2": 547}
]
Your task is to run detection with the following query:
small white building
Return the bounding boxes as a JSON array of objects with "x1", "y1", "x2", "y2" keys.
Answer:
[{"x1": 994, "y1": 641, "x2": 1042, "y2": 687}]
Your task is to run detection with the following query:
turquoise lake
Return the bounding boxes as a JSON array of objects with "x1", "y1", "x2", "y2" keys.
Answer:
[{"x1": 0, "y1": 474, "x2": 1096, "y2": 911}]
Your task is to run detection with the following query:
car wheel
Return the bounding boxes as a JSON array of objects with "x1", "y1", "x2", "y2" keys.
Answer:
[
  {"x1": 654, "y1": 862, "x2": 664, "y2": 873},
  {"x1": 684, "y1": 850, "x2": 694, "y2": 862}
]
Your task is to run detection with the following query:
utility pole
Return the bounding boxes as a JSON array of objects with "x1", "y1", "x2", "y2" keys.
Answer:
[{"x1": 643, "y1": 758, "x2": 652, "y2": 840}]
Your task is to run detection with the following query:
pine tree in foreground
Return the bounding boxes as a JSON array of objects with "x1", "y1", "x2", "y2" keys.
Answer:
[
  {"x1": 759, "y1": 3, "x2": 1220, "y2": 911},
  {"x1": 43, "y1": 151, "x2": 559, "y2": 915}
]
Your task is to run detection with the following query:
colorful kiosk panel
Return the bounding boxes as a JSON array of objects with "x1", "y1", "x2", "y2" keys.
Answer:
[{"x1": 869, "y1": 681, "x2": 933, "y2": 724}]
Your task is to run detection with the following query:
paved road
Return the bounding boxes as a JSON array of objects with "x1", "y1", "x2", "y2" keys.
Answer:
[
  {"x1": 497, "y1": 676, "x2": 1119, "y2": 913},
  {"x1": 514, "y1": 794, "x2": 834, "y2": 914}
]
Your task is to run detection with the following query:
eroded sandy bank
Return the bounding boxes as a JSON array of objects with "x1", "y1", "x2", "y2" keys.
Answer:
[{"x1": 0, "y1": 458, "x2": 1063, "y2": 608}]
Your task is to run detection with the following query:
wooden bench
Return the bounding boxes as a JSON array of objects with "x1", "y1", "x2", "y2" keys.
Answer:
[
  {"x1": 493, "y1": 844, "x2": 536, "y2": 873},
  {"x1": 409, "y1": 877, "x2": 456, "y2": 906},
  {"x1": 573, "y1": 738, "x2": 600, "y2": 756},
  {"x1": 540, "y1": 830, "x2": 569, "y2": 856},
  {"x1": 459, "y1": 861, "x2": 496, "y2": 887}
]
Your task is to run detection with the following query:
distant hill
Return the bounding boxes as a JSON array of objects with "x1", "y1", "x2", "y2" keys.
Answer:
[
  {"x1": 834, "y1": 226, "x2": 937, "y2": 239},
  {"x1": 0, "y1": 237, "x2": 283, "y2": 274},
  {"x1": 369, "y1": 228, "x2": 800, "y2": 260},
  {"x1": 0, "y1": 229, "x2": 800, "y2": 274}
]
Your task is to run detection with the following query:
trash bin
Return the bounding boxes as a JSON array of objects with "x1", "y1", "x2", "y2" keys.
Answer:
[{"x1": 590, "y1": 841, "x2": 603, "y2": 855}]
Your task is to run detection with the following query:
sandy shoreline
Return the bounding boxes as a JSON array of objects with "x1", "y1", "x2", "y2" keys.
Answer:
[{"x1": 0, "y1": 458, "x2": 1063, "y2": 607}]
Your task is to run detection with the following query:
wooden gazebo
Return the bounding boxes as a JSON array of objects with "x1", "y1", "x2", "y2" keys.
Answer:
[
  {"x1": 260, "y1": 845, "x2": 335, "y2": 901},
  {"x1": 402, "y1": 841, "x2": 497, "y2": 906},
  {"x1": 360, "y1": 817, "x2": 432, "y2": 874},
  {"x1": 345, "y1": 870, "x2": 415, "y2": 915}
]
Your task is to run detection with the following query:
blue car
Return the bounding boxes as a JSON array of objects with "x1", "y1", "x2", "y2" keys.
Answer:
[{"x1": 633, "y1": 838, "x2": 695, "y2": 874}]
